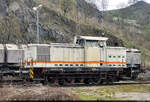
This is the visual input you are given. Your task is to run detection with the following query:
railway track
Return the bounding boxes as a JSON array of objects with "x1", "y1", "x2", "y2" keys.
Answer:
[
  {"x1": 0, "y1": 79, "x2": 150, "y2": 88},
  {"x1": 60, "y1": 80, "x2": 150, "y2": 87},
  {"x1": 0, "y1": 79, "x2": 42, "y2": 87}
]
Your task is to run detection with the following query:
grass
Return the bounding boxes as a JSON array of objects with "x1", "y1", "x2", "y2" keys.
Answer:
[{"x1": 70, "y1": 84, "x2": 150, "y2": 100}]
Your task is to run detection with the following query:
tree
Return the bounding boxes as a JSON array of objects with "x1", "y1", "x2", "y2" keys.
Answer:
[
  {"x1": 101, "y1": 0, "x2": 108, "y2": 11},
  {"x1": 61, "y1": 0, "x2": 73, "y2": 16},
  {"x1": 101, "y1": 0, "x2": 109, "y2": 28},
  {"x1": 128, "y1": 0, "x2": 140, "y2": 5},
  {"x1": 0, "y1": 12, "x2": 21, "y2": 43}
]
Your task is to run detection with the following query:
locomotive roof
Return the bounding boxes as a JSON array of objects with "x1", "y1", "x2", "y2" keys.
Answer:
[
  {"x1": 78, "y1": 36, "x2": 108, "y2": 41},
  {"x1": 27, "y1": 44, "x2": 50, "y2": 46},
  {"x1": 6, "y1": 44, "x2": 25, "y2": 50},
  {"x1": 127, "y1": 48, "x2": 141, "y2": 52}
]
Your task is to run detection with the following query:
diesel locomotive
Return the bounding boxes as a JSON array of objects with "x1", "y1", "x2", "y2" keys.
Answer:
[{"x1": 0, "y1": 36, "x2": 141, "y2": 85}]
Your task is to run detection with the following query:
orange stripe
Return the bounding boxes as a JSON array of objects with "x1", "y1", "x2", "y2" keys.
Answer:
[{"x1": 24, "y1": 61, "x2": 126, "y2": 64}]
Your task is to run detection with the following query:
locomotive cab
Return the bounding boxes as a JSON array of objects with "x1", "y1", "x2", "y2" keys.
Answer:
[
  {"x1": 74, "y1": 36, "x2": 127, "y2": 68},
  {"x1": 74, "y1": 36, "x2": 109, "y2": 67},
  {"x1": 74, "y1": 36, "x2": 108, "y2": 48}
]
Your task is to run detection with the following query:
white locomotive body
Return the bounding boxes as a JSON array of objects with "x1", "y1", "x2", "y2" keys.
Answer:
[{"x1": 24, "y1": 36, "x2": 127, "y2": 69}]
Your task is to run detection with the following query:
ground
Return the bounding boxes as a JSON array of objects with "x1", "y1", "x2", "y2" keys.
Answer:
[
  {"x1": 68, "y1": 83, "x2": 150, "y2": 100},
  {"x1": 0, "y1": 84, "x2": 79, "y2": 101},
  {"x1": 0, "y1": 83, "x2": 150, "y2": 101}
]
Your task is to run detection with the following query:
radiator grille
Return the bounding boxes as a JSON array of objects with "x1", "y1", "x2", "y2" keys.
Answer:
[{"x1": 37, "y1": 46, "x2": 50, "y2": 61}]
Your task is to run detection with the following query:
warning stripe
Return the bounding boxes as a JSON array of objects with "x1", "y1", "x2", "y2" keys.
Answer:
[
  {"x1": 25, "y1": 61, "x2": 126, "y2": 64},
  {"x1": 29, "y1": 74, "x2": 34, "y2": 79},
  {"x1": 29, "y1": 69, "x2": 34, "y2": 74},
  {"x1": 29, "y1": 68, "x2": 34, "y2": 79}
]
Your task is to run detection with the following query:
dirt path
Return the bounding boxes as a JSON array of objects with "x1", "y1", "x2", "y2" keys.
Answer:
[
  {"x1": 115, "y1": 92, "x2": 150, "y2": 100},
  {"x1": 0, "y1": 85, "x2": 79, "y2": 101}
]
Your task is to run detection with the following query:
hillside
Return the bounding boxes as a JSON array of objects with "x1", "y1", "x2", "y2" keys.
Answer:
[
  {"x1": 103, "y1": 1, "x2": 150, "y2": 62},
  {"x1": 0, "y1": 0, "x2": 123, "y2": 46},
  {"x1": 0, "y1": 0, "x2": 150, "y2": 63}
]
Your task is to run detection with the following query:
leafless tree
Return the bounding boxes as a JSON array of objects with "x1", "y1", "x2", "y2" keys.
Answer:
[
  {"x1": 128, "y1": 0, "x2": 139, "y2": 5},
  {"x1": 101, "y1": 0, "x2": 108, "y2": 11},
  {"x1": 101, "y1": 0, "x2": 109, "y2": 28},
  {"x1": 117, "y1": 2, "x2": 127, "y2": 9}
]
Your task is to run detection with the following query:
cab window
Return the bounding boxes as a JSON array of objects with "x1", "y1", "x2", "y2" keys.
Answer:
[
  {"x1": 77, "y1": 39, "x2": 84, "y2": 46},
  {"x1": 86, "y1": 40, "x2": 98, "y2": 47},
  {"x1": 99, "y1": 41, "x2": 104, "y2": 47}
]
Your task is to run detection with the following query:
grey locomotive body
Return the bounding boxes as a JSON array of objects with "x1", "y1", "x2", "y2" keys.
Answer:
[{"x1": 126, "y1": 49, "x2": 141, "y2": 79}]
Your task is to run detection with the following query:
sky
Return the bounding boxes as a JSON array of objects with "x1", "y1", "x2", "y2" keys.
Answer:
[
  {"x1": 108, "y1": 0, "x2": 150, "y2": 10},
  {"x1": 85, "y1": 0, "x2": 150, "y2": 10}
]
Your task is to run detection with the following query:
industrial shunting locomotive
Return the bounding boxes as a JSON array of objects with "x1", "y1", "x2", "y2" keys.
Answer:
[{"x1": 0, "y1": 36, "x2": 141, "y2": 85}]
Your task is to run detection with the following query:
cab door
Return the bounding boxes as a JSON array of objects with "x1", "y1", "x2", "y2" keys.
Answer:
[
  {"x1": 85, "y1": 40, "x2": 100, "y2": 67},
  {"x1": 99, "y1": 41, "x2": 106, "y2": 67}
]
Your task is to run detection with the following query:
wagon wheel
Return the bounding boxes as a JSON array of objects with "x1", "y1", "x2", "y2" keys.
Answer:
[{"x1": 22, "y1": 78, "x2": 27, "y2": 85}]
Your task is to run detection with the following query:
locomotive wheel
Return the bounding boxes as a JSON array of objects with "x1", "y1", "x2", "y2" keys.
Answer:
[
  {"x1": 92, "y1": 78, "x2": 101, "y2": 85},
  {"x1": 41, "y1": 80, "x2": 48, "y2": 85},
  {"x1": 48, "y1": 77, "x2": 55, "y2": 84},
  {"x1": 58, "y1": 79, "x2": 65, "y2": 86},
  {"x1": 80, "y1": 78, "x2": 84, "y2": 83},
  {"x1": 83, "y1": 78, "x2": 91, "y2": 84},
  {"x1": 102, "y1": 80, "x2": 107, "y2": 85},
  {"x1": 53, "y1": 79, "x2": 58, "y2": 86},
  {"x1": 99, "y1": 79, "x2": 104, "y2": 84},
  {"x1": 65, "y1": 78, "x2": 74, "y2": 85},
  {"x1": 106, "y1": 79, "x2": 113, "y2": 85}
]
